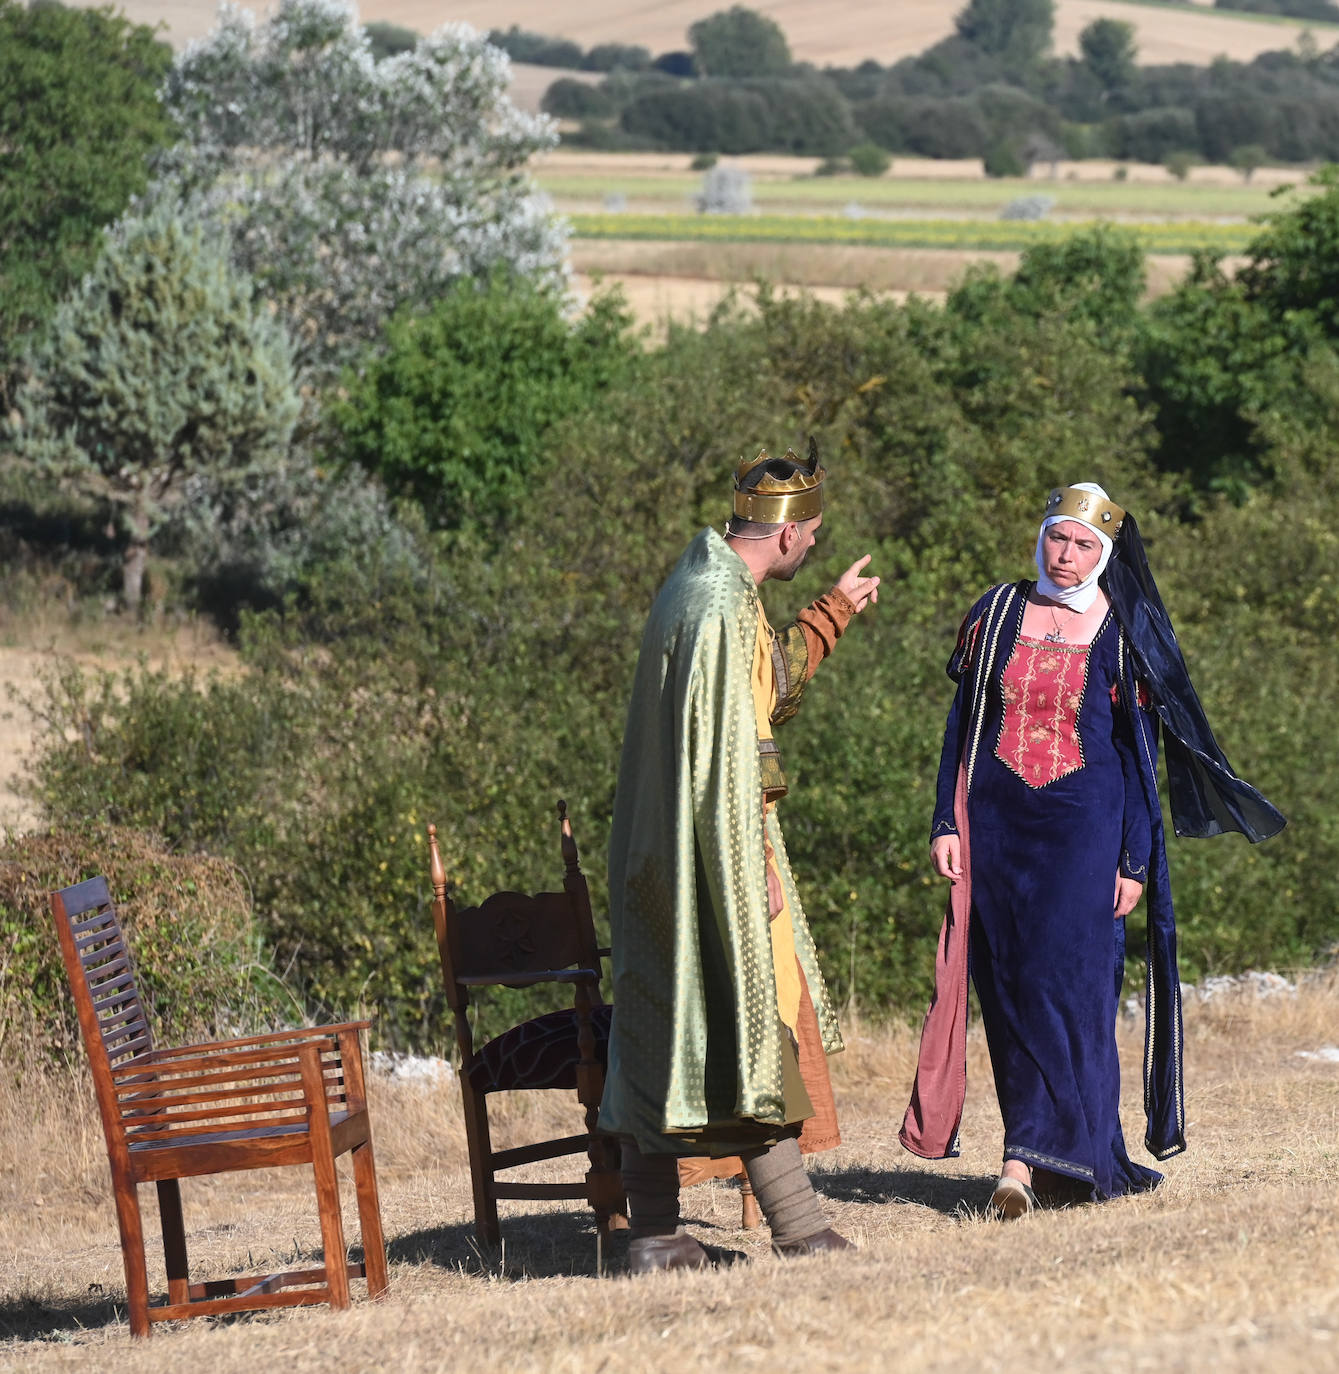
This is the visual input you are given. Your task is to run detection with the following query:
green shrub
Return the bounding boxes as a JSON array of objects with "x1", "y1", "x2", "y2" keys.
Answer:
[
  {"x1": 983, "y1": 138, "x2": 1026, "y2": 177},
  {"x1": 690, "y1": 151, "x2": 719, "y2": 171},
  {"x1": 542, "y1": 77, "x2": 615, "y2": 121},
  {"x1": 848, "y1": 141, "x2": 891, "y2": 177},
  {"x1": 363, "y1": 20, "x2": 416, "y2": 60},
  {"x1": 331, "y1": 273, "x2": 640, "y2": 533},
  {"x1": 0, "y1": 827, "x2": 291, "y2": 1066}
]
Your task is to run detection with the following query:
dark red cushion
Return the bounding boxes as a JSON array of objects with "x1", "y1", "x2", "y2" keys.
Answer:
[{"x1": 468, "y1": 1003, "x2": 612, "y2": 1094}]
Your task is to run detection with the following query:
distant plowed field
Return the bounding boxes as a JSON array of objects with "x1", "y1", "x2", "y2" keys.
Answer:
[{"x1": 69, "y1": 0, "x2": 1339, "y2": 63}]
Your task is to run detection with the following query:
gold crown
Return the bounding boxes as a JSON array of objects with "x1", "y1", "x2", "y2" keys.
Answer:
[
  {"x1": 733, "y1": 438, "x2": 826, "y2": 524},
  {"x1": 1044, "y1": 486, "x2": 1125, "y2": 537}
]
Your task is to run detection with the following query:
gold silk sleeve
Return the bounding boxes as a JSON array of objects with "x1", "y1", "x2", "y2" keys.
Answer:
[{"x1": 770, "y1": 586, "x2": 857, "y2": 725}]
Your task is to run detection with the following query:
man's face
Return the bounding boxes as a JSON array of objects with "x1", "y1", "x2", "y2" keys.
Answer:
[{"x1": 774, "y1": 514, "x2": 823, "y2": 581}]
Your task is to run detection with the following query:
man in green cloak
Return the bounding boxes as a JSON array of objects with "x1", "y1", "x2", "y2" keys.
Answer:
[{"x1": 599, "y1": 442, "x2": 881, "y2": 1273}]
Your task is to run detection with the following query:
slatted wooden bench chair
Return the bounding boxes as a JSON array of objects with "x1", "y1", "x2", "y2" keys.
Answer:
[{"x1": 51, "y1": 876, "x2": 389, "y2": 1337}]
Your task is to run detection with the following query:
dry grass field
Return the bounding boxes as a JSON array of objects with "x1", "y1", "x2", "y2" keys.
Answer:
[
  {"x1": 3, "y1": 975, "x2": 1337, "y2": 1370},
  {"x1": 72, "y1": 0, "x2": 1339, "y2": 62}
]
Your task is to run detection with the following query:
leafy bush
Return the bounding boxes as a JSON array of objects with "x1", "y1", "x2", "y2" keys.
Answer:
[
  {"x1": 486, "y1": 25, "x2": 582, "y2": 69},
  {"x1": 984, "y1": 138, "x2": 1026, "y2": 177},
  {"x1": 848, "y1": 141, "x2": 891, "y2": 176},
  {"x1": 621, "y1": 78, "x2": 856, "y2": 156},
  {"x1": 582, "y1": 43, "x2": 651, "y2": 72},
  {"x1": 331, "y1": 273, "x2": 641, "y2": 532},
  {"x1": 542, "y1": 78, "x2": 616, "y2": 120},
  {"x1": 0, "y1": 827, "x2": 291, "y2": 1065},
  {"x1": 363, "y1": 21, "x2": 416, "y2": 60},
  {"x1": 690, "y1": 6, "x2": 792, "y2": 78}
]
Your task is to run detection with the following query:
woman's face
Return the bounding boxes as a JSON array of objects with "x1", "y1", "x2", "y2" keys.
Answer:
[{"x1": 1041, "y1": 520, "x2": 1103, "y2": 586}]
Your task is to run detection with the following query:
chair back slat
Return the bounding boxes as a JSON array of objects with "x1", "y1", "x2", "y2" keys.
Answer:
[
  {"x1": 453, "y1": 891, "x2": 586, "y2": 978},
  {"x1": 52, "y1": 878, "x2": 157, "y2": 1151}
]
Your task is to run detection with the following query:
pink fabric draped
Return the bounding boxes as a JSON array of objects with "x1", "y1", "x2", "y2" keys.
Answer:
[{"x1": 899, "y1": 758, "x2": 972, "y2": 1159}]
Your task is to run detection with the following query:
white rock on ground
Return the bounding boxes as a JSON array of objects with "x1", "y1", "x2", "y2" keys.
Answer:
[{"x1": 368, "y1": 1050, "x2": 455, "y2": 1083}]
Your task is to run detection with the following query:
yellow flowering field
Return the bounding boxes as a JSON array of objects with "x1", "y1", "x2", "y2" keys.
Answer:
[{"x1": 568, "y1": 212, "x2": 1256, "y2": 257}]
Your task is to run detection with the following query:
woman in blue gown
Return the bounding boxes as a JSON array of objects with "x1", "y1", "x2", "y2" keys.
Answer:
[{"x1": 900, "y1": 484, "x2": 1286, "y2": 1216}]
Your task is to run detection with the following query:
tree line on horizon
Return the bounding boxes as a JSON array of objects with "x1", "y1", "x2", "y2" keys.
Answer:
[{"x1": 484, "y1": 0, "x2": 1339, "y2": 174}]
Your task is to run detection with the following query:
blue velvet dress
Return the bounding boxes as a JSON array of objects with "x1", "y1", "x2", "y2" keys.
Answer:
[{"x1": 931, "y1": 586, "x2": 1164, "y2": 1199}]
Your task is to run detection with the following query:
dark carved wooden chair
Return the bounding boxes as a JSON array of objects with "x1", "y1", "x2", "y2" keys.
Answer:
[
  {"x1": 427, "y1": 802, "x2": 626, "y2": 1248},
  {"x1": 51, "y1": 876, "x2": 389, "y2": 1337}
]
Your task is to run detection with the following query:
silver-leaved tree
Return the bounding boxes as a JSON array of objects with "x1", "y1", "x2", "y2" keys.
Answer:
[
  {"x1": 12, "y1": 203, "x2": 300, "y2": 611},
  {"x1": 157, "y1": 0, "x2": 567, "y2": 386}
]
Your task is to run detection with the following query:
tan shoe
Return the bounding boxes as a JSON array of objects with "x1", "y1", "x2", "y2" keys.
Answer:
[{"x1": 989, "y1": 1176, "x2": 1038, "y2": 1220}]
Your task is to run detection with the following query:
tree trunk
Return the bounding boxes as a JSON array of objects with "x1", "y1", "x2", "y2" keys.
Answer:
[
  {"x1": 123, "y1": 539, "x2": 148, "y2": 614},
  {"x1": 123, "y1": 502, "x2": 151, "y2": 614}
]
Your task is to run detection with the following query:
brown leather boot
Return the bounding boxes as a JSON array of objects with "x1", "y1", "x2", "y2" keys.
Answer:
[
  {"x1": 627, "y1": 1230, "x2": 711, "y2": 1274},
  {"x1": 771, "y1": 1226, "x2": 855, "y2": 1258}
]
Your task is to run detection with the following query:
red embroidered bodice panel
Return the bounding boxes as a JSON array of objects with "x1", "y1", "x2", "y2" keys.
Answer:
[{"x1": 995, "y1": 636, "x2": 1091, "y2": 788}]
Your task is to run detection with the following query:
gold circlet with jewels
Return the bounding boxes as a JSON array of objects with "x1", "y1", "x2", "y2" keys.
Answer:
[{"x1": 1044, "y1": 486, "x2": 1125, "y2": 537}]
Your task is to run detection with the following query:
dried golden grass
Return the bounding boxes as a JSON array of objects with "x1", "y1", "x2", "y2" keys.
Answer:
[
  {"x1": 3, "y1": 972, "x2": 1337, "y2": 1369},
  {"x1": 570, "y1": 241, "x2": 1245, "y2": 337}
]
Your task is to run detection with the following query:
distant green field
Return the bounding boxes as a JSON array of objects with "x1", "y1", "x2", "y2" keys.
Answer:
[
  {"x1": 567, "y1": 212, "x2": 1256, "y2": 255},
  {"x1": 539, "y1": 172, "x2": 1305, "y2": 220}
]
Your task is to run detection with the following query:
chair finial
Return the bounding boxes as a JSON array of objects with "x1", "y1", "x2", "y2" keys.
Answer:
[
  {"x1": 428, "y1": 823, "x2": 446, "y2": 895},
  {"x1": 558, "y1": 799, "x2": 580, "y2": 873}
]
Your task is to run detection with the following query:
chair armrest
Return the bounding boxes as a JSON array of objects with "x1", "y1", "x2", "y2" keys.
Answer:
[
  {"x1": 146, "y1": 1021, "x2": 371, "y2": 1063},
  {"x1": 456, "y1": 968, "x2": 600, "y2": 989}
]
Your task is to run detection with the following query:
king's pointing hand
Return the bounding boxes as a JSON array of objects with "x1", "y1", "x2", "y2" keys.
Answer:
[{"x1": 836, "y1": 554, "x2": 880, "y2": 613}]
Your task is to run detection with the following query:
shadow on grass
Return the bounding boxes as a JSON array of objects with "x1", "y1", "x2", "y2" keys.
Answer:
[
  {"x1": 812, "y1": 1163, "x2": 995, "y2": 1217},
  {"x1": 0, "y1": 1288, "x2": 127, "y2": 1343},
  {"x1": 388, "y1": 1209, "x2": 632, "y2": 1280},
  {"x1": 388, "y1": 1207, "x2": 755, "y2": 1280}
]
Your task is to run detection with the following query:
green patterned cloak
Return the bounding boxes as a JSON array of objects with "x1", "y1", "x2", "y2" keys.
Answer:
[{"x1": 599, "y1": 527, "x2": 843, "y2": 1156}]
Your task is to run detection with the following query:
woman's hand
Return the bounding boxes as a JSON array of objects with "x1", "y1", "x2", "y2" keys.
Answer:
[
  {"x1": 1114, "y1": 874, "x2": 1144, "y2": 918},
  {"x1": 931, "y1": 834, "x2": 963, "y2": 883}
]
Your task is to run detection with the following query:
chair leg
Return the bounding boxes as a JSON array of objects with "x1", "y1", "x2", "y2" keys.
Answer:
[
  {"x1": 351, "y1": 1136, "x2": 389, "y2": 1298},
  {"x1": 461, "y1": 1084, "x2": 500, "y2": 1250},
  {"x1": 111, "y1": 1174, "x2": 152, "y2": 1338},
  {"x1": 155, "y1": 1179, "x2": 191, "y2": 1305},
  {"x1": 311, "y1": 1152, "x2": 350, "y2": 1309},
  {"x1": 739, "y1": 1172, "x2": 762, "y2": 1231}
]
